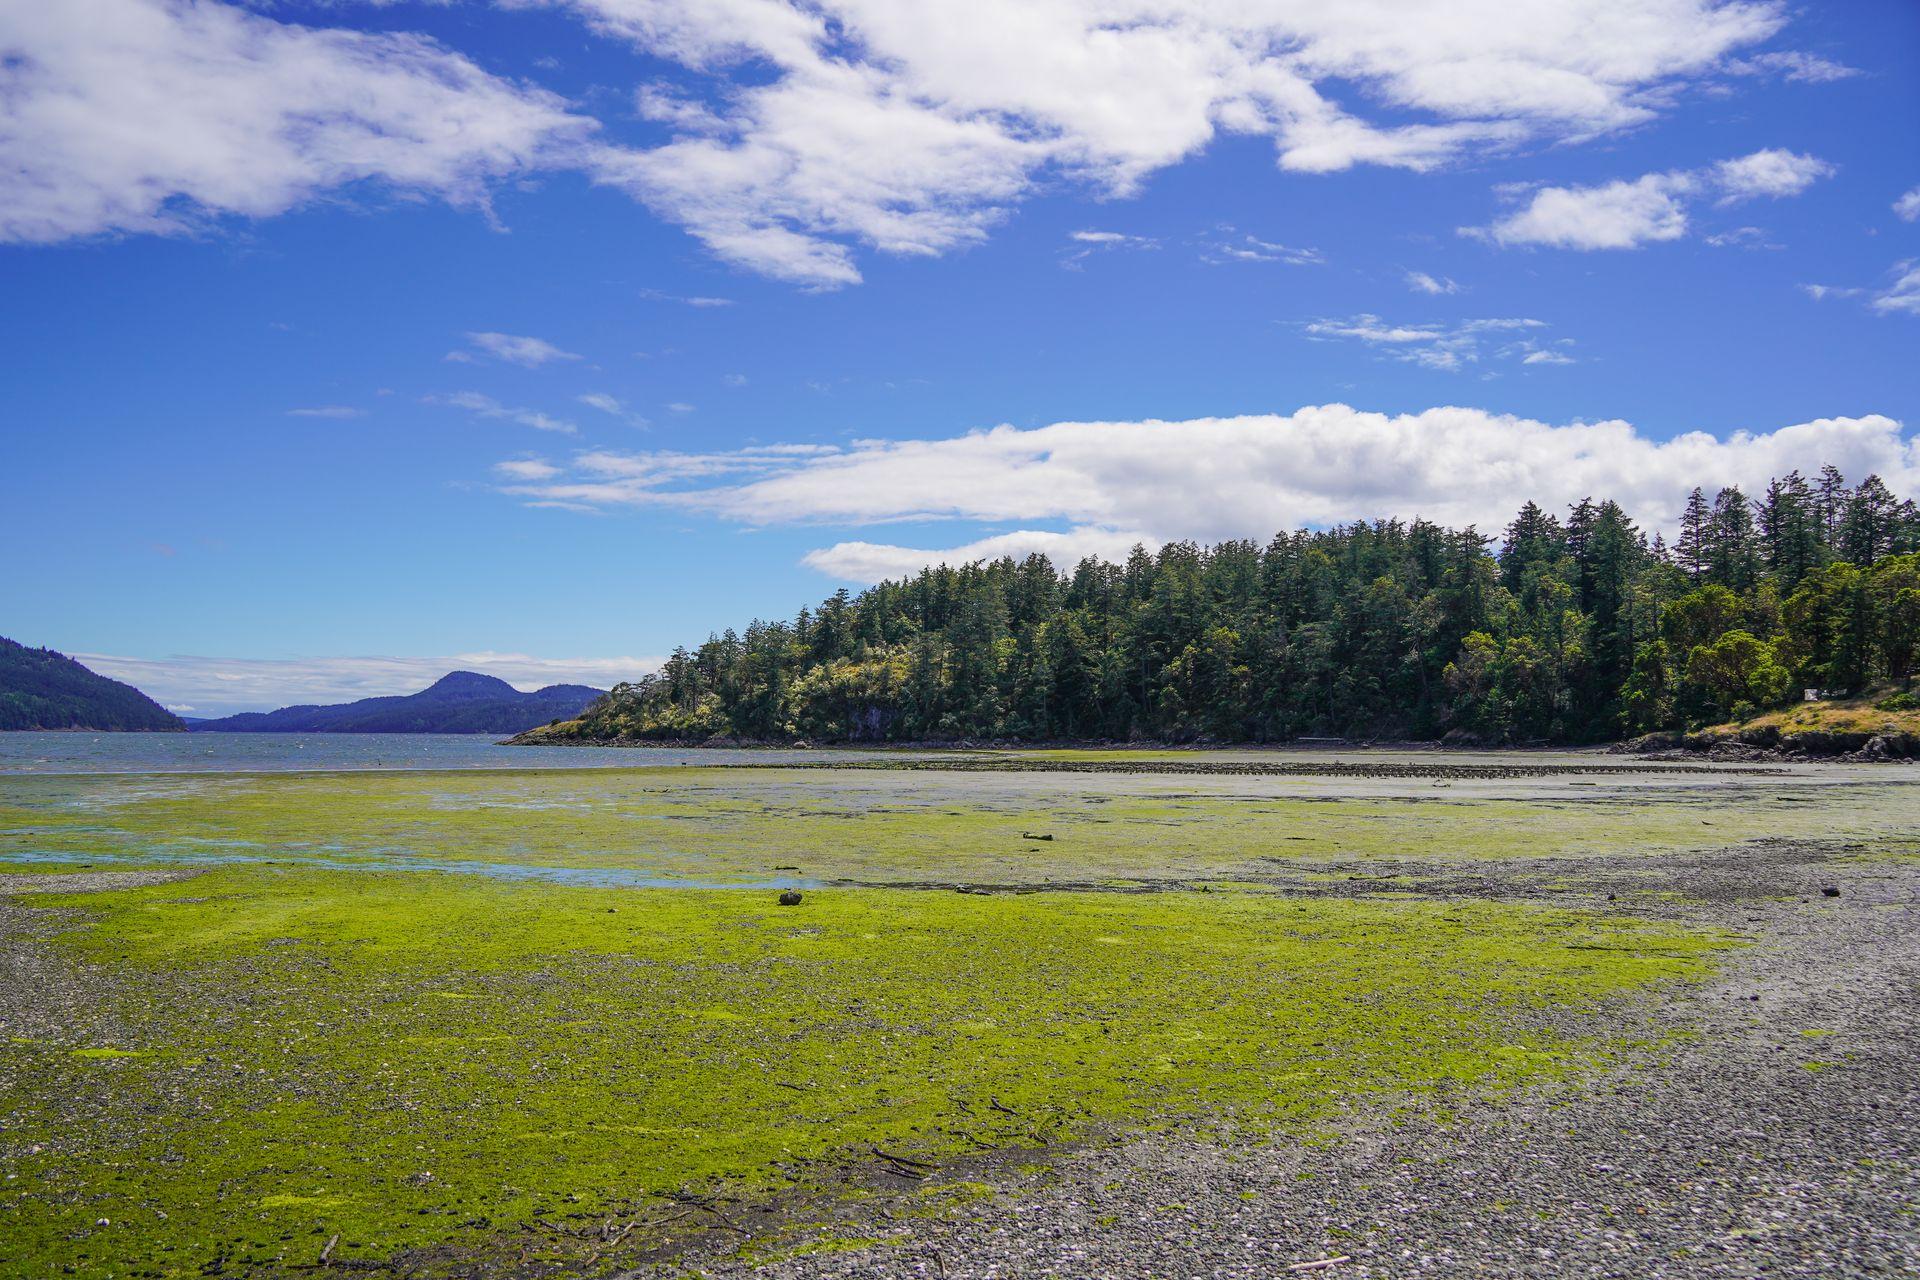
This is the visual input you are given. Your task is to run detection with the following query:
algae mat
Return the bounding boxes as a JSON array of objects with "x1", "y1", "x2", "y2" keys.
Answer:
[{"x1": 0, "y1": 866, "x2": 1723, "y2": 1276}]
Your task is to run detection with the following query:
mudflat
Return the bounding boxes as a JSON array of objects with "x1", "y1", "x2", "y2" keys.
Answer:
[{"x1": 1, "y1": 750, "x2": 1914, "y2": 1277}]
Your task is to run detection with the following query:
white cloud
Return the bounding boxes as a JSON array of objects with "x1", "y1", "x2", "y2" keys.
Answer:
[
  {"x1": 1801, "y1": 261, "x2": 1920, "y2": 317},
  {"x1": 638, "y1": 288, "x2": 736, "y2": 307},
  {"x1": 462, "y1": 331, "x2": 582, "y2": 366},
  {"x1": 1873, "y1": 262, "x2": 1920, "y2": 317},
  {"x1": 73, "y1": 652, "x2": 660, "y2": 718},
  {"x1": 5, "y1": 0, "x2": 1819, "y2": 284},
  {"x1": 1405, "y1": 271, "x2": 1461, "y2": 295},
  {"x1": 1474, "y1": 149, "x2": 1829, "y2": 249},
  {"x1": 1896, "y1": 188, "x2": 1920, "y2": 223},
  {"x1": 433, "y1": 391, "x2": 577, "y2": 434},
  {"x1": 1300, "y1": 314, "x2": 1560, "y2": 372},
  {"x1": 1061, "y1": 228, "x2": 1159, "y2": 268},
  {"x1": 1712, "y1": 148, "x2": 1833, "y2": 202},
  {"x1": 560, "y1": 0, "x2": 1785, "y2": 285},
  {"x1": 578, "y1": 392, "x2": 648, "y2": 426},
  {"x1": 1705, "y1": 225, "x2": 1780, "y2": 249},
  {"x1": 803, "y1": 527, "x2": 1155, "y2": 582},
  {"x1": 0, "y1": 0, "x2": 594, "y2": 244},
  {"x1": 1477, "y1": 172, "x2": 1694, "y2": 249},
  {"x1": 499, "y1": 404, "x2": 1915, "y2": 582},
  {"x1": 493, "y1": 457, "x2": 562, "y2": 481},
  {"x1": 1724, "y1": 50, "x2": 1859, "y2": 83},
  {"x1": 286, "y1": 405, "x2": 364, "y2": 419},
  {"x1": 1201, "y1": 231, "x2": 1324, "y2": 266}
]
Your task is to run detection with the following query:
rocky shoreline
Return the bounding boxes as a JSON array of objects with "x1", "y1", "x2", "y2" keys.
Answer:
[{"x1": 1620, "y1": 727, "x2": 1920, "y2": 762}]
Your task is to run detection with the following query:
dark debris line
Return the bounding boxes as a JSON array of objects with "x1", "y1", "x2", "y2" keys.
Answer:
[{"x1": 735, "y1": 759, "x2": 1787, "y2": 780}]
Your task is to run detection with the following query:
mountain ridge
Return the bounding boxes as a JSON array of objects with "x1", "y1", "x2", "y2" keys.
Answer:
[
  {"x1": 190, "y1": 671, "x2": 603, "y2": 734},
  {"x1": 0, "y1": 638, "x2": 185, "y2": 732}
]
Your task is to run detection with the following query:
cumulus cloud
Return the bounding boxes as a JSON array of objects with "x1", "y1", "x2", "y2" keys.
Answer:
[
  {"x1": 1473, "y1": 149, "x2": 1830, "y2": 249},
  {"x1": 1712, "y1": 148, "x2": 1833, "y2": 202},
  {"x1": 432, "y1": 391, "x2": 577, "y2": 434},
  {"x1": 1299, "y1": 314, "x2": 1563, "y2": 372},
  {"x1": 461, "y1": 332, "x2": 582, "y2": 366},
  {"x1": 0, "y1": 0, "x2": 594, "y2": 244},
  {"x1": 1477, "y1": 173, "x2": 1695, "y2": 249},
  {"x1": 498, "y1": 404, "x2": 1915, "y2": 581},
  {"x1": 1896, "y1": 188, "x2": 1920, "y2": 223},
  {"x1": 5, "y1": 0, "x2": 1823, "y2": 284},
  {"x1": 74, "y1": 651, "x2": 661, "y2": 718},
  {"x1": 561, "y1": 0, "x2": 1786, "y2": 285}
]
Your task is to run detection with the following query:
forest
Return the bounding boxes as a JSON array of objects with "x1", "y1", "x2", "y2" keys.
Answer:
[
  {"x1": 560, "y1": 467, "x2": 1920, "y2": 745},
  {"x1": 0, "y1": 638, "x2": 184, "y2": 732}
]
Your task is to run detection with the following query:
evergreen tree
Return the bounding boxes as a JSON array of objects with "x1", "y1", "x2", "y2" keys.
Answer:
[{"x1": 1675, "y1": 487, "x2": 1711, "y2": 582}]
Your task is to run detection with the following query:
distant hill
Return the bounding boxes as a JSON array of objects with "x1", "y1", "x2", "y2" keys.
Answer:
[
  {"x1": 0, "y1": 638, "x2": 184, "y2": 732},
  {"x1": 189, "y1": 671, "x2": 604, "y2": 734}
]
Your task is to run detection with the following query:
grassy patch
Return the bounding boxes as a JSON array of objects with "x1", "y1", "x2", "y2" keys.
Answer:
[{"x1": 1, "y1": 867, "x2": 1725, "y2": 1276}]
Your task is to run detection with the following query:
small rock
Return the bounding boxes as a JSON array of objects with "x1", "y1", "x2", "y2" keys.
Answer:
[
  {"x1": 1821, "y1": 885, "x2": 1841, "y2": 898},
  {"x1": 778, "y1": 890, "x2": 803, "y2": 906}
]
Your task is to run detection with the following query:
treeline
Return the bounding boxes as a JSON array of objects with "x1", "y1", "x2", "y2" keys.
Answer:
[{"x1": 570, "y1": 467, "x2": 1920, "y2": 745}]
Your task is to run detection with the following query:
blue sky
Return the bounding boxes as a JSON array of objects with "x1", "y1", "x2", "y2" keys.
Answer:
[{"x1": 2, "y1": 0, "x2": 1917, "y2": 714}]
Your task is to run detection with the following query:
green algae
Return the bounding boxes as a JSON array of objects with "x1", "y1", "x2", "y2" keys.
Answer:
[{"x1": 2, "y1": 866, "x2": 1726, "y2": 1276}]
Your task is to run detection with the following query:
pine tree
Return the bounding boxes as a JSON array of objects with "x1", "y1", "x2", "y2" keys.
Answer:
[
  {"x1": 1815, "y1": 465, "x2": 1849, "y2": 556},
  {"x1": 1675, "y1": 487, "x2": 1711, "y2": 582},
  {"x1": 1760, "y1": 471, "x2": 1821, "y2": 589},
  {"x1": 1839, "y1": 474, "x2": 1897, "y2": 566},
  {"x1": 1707, "y1": 487, "x2": 1761, "y2": 592}
]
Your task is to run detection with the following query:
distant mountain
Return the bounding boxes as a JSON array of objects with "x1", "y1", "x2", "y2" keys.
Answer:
[
  {"x1": 0, "y1": 637, "x2": 184, "y2": 732},
  {"x1": 189, "y1": 671, "x2": 604, "y2": 734}
]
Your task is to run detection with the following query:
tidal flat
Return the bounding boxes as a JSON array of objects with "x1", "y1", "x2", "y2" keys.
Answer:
[{"x1": 2, "y1": 749, "x2": 1916, "y2": 1277}]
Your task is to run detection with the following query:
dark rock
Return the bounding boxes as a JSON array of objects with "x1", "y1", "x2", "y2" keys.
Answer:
[
  {"x1": 777, "y1": 890, "x2": 803, "y2": 906},
  {"x1": 1822, "y1": 886, "x2": 1841, "y2": 898}
]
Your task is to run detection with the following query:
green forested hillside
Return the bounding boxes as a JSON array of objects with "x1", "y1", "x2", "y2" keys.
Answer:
[
  {"x1": 0, "y1": 638, "x2": 183, "y2": 731},
  {"x1": 542, "y1": 467, "x2": 1920, "y2": 745}
]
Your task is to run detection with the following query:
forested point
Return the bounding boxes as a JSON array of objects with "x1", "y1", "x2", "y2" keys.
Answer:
[
  {"x1": 0, "y1": 638, "x2": 184, "y2": 732},
  {"x1": 552, "y1": 467, "x2": 1920, "y2": 746}
]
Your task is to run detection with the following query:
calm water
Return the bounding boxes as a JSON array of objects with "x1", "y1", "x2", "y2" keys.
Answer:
[{"x1": 0, "y1": 731, "x2": 866, "y2": 775}]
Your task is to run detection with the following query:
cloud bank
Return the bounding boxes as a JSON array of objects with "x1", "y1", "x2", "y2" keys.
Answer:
[
  {"x1": 499, "y1": 404, "x2": 1917, "y2": 581},
  {"x1": 4, "y1": 0, "x2": 1802, "y2": 284}
]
